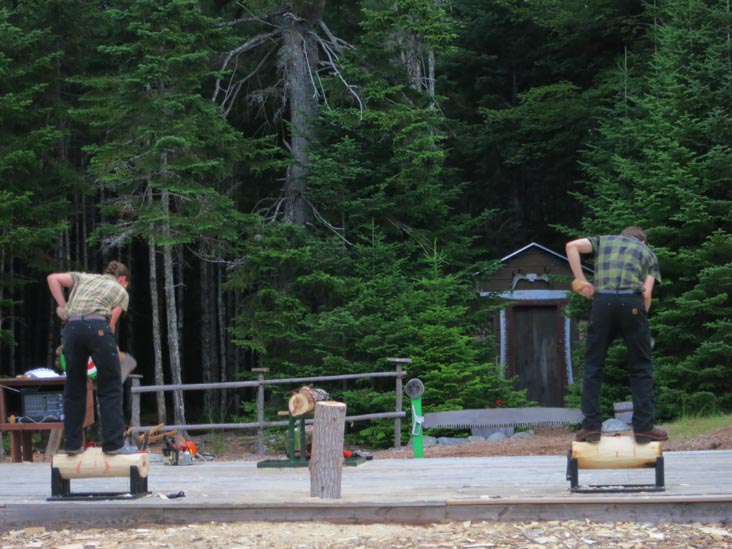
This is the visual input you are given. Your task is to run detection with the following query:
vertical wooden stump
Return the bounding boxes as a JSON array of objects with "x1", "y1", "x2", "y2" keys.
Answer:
[{"x1": 309, "y1": 401, "x2": 347, "y2": 499}]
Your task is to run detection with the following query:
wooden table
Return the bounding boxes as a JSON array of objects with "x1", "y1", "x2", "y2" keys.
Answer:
[{"x1": 0, "y1": 377, "x2": 94, "y2": 462}]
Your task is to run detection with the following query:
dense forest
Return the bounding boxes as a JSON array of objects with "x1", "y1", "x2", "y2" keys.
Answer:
[{"x1": 2, "y1": 0, "x2": 731, "y2": 444}]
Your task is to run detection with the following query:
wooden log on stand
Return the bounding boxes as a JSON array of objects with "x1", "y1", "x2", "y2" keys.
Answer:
[
  {"x1": 309, "y1": 401, "x2": 347, "y2": 499},
  {"x1": 572, "y1": 436, "x2": 662, "y2": 469},
  {"x1": 51, "y1": 447, "x2": 149, "y2": 479},
  {"x1": 288, "y1": 386, "x2": 330, "y2": 416}
]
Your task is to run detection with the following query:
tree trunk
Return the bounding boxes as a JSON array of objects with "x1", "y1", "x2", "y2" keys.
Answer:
[
  {"x1": 176, "y1": 244, "x2": 184, "y2": 359},
  {"x1": 9, "y1": 261, "x2": 16, "y2": 376},
  {"x1": 309, "y1": 400, "x2": 347, "y2": 499},
  {"x1": 161, "y1": 214, "x2": 186, "y2": 428},
  {"x1": 148, "y1": 241, "x2": 167, "y2": 424},
  {"x1": 281, "y1": 7, "x2": 322, "y2": 225},
  {"x1": 399, "y1": 31, "x2": 424, "y2": 91},
  {"x1": 217, "y1": 264, "x2": 228, "y2": 418},
  {"x1": 0, "y1": 246, "x2": 5, "y2": 369},
  {"x1": 200, "y1": 255, "x2": 215, "y2": 420}
]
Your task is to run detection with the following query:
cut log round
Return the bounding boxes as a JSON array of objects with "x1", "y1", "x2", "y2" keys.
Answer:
[
  {"x1": 51, "y1": 447, "x2": 149, "y2": 479},
  {"x1": 572, "y1": 436, "x2": 662, "y2": 470},
  {"x1": 288, "y1": 386, "x2": 330, "y2": 416},
  {"x1": 309, "y1": 401, "x2": 347, "y2": 499}
]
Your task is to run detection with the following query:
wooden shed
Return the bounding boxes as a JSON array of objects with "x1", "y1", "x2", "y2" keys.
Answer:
[{"x1": 478, "y1": 243, "x2": 591, "y2": 407}]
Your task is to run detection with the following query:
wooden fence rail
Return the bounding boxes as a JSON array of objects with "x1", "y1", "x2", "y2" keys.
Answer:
[{"x1": 128, "y1": 359, "x2": 410, "y2": 453}]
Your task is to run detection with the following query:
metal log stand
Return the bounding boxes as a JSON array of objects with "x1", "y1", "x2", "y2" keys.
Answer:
[
  {"x1": 48, "y1": 447, "x2": 150, "y2": 500},
  {"x1": 258, "y1": 412, "x2": 309, "y2": 468},
  {"x1": 566, "y1": 437, "x2": 665, "y2": 493},
  {"x1": 49, "y1": 465, "x2": 148, "y2": 501},
  {"x1": 257, "y1": 412, "x2": 366, "y2": 468}
]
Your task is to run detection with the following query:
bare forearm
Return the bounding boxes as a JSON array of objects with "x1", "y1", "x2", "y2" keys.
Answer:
[
  {"x1": 110, "y1": 307, "x2": 123, "y2": 333},
  {"x1": 47, "y1": 273, "x2": 72, "y2": 306}
]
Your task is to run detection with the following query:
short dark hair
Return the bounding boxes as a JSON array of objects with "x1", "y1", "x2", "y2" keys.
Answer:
[
  {"x1": 104, "y1": 260, "x2": 129, "y2": 278},
  {"x1": 620, "y1": 226, "x2": 647, "y2": 242}
]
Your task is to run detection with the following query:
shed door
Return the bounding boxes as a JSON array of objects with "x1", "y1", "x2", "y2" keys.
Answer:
[{"x1": 511, "y1": 305, "x2": 564, "y2": 407}]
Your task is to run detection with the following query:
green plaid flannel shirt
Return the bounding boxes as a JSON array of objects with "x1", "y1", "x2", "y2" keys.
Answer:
[
  {"x1": 588, "y1": 235, "x2": 661, "y2": 292},
  {"x1": 66, "y1": 273, "x2": 129, "y2": 318}
]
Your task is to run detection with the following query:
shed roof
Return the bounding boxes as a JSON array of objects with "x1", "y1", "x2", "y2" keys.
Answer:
[
  {"x1": 500, "y1": 242, "x2": 592, "y2": 273},
  {"x1": 501, "y1": 242, "x2": 566, "y2": 263}
]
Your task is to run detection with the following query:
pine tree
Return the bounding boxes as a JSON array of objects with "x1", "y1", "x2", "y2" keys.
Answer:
[
  {"x1": 72, "y1": 0, "x2": 256, "y2": 425},
  {"x1": 0, "y1": 7, "x2": 67, "y2": 369},
  {"x1": 575, "y1": 0, "x2": 732, "y2": 419}
]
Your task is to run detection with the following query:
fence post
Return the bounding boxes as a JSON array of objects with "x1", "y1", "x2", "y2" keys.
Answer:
[
  {"x1": 252, "y1": 368, "x2": 270, "y2": 455},
  {"x1": 128, "y1": 374, "x2": 143, "y2": 427},
  {"x1": 388, "y1": 357, "x2": 411, "y2": 449}
]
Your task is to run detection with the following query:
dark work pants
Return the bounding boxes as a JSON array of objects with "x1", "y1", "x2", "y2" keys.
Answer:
[
  {"x1": 61, "y1": 319, "x2": 125, "y2": 452},
  {"x1": 581, "y1": 292, "x2": 655, "y2": 432}
]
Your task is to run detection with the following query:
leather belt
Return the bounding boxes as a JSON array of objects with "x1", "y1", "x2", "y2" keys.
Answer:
[
  {"x1": 596, "y1": 289, "x2": 640, "y2": 295},
  {"x1": 67, "y1": 315, "x2": 108, "y2": 321}
]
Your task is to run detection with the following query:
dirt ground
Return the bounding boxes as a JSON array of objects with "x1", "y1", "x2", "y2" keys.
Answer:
[
  {"x1": 4, "y1": 425, "x2": 732, "y2": 547},
  {"x1": 194, "y1": 424, "x2": 732, "y2": 462}
]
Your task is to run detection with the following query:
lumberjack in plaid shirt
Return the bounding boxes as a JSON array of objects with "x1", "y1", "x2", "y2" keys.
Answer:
[
  {"x1": 588, "y1": 234, "x2": 661, "y2": 294},
  {"x1": 47, "y1": 261, "x2": 137, "y2": 455},
  {"x1": 566, "y1": 226, "x2": 667, "y2": 445}
]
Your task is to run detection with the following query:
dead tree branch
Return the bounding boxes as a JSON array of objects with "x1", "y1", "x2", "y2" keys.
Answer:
[{"x1": 213, "y1": 30, "x2": 279, "y2": 102}]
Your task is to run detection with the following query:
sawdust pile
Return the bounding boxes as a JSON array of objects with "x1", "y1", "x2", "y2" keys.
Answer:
[{"x1": 4, "y1": 519, "x2": 732, "y2": 548}]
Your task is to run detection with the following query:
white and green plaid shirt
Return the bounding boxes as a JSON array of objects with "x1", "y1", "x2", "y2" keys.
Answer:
[{"x1": 66, "y1": 273, "x2": 129, "y2": 318}]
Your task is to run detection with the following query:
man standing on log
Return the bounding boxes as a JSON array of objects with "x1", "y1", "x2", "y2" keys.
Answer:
[
  {"x1": 47, "y1": 261, "x2": 138, "y2": 455},
  {"x1": 566, "y1": 226, "x2": 668, "y2": 444}
]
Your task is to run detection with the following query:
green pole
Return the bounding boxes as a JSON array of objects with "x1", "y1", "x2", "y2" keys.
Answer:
[{"x1": 411, "y1": 397, "x2": 424, "y2": 458}]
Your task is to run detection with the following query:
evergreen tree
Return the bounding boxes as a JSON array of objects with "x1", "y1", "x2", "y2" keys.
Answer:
[
  {"x1": 441, "y1": 0, "x2": 651, "y2": 253},
  {"x1": 574, "y1": 0, "x2": 732, "y2": 419},
  {"x1": 72, "y1": 0, "x2": 257, "y2": 425},
  {"x1": 228, "y1": 222, "x2": 529, "y2": 446},
  {"x1": 0, "y1": 6, "x2": 67, "y2": 368}
]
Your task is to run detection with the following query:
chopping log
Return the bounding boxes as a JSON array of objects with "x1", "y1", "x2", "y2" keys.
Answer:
[
  {"x1": 52, "y1": 447, "x2": 149, "y2": 479},
  {"x1": 309, "y1": 401, "x2": 347, "y2": 499},
  {"x1": 288, "y1": 386, "x2": 330, "y2": 416},
  {"x1": 572, "y1": 436, "x2": 662, "y2": 470}
]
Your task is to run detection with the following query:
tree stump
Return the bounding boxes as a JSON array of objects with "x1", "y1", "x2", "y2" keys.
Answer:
[
  {"x1": 309, "y1": 401, "x2": 346, "y2": 499},
  {"x1": 288, "y1": 386, "x2": 330, "y2": 416}
]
